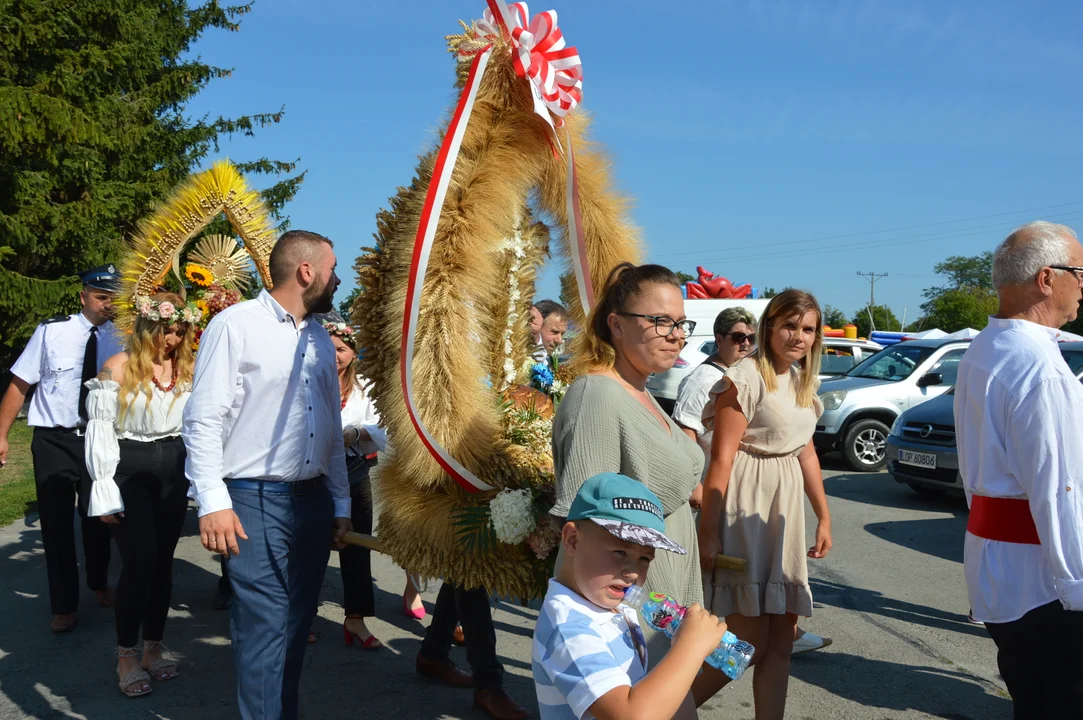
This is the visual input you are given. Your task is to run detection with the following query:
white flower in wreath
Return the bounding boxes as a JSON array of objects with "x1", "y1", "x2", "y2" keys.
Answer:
[
  {"x1": 489, "y1": 488, "x2": 536, "y2": 545},
  {"x1": 148, "y1": 310, "x2": 161, "y2": 322}
]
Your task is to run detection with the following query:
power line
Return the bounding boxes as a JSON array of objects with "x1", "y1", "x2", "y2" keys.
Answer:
[
  {"x1": 856, "y1": 271, "x2": 888, "y2": 307},
  {"x1": 654, "y1": 199, "x2": 1083, "y2": 260},
  {"x1": 666, "y1": 209, "x2": 1083, "y2": 267}
]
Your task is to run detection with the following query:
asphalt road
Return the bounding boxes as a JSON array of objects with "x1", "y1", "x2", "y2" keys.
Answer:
[{"x1": 0, "y1": 457, "x2": 1010, "y2": 719}]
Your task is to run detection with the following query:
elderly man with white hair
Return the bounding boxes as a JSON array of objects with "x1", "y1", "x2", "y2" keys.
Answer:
[{"x1": 954, "y1": 220, "x2": 1083, "y2": 718}]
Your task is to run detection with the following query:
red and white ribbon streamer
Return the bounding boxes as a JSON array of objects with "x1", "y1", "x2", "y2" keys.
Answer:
[
  {"x1": 401, "y1": 46, "x2": 497, "y2": 493},
  {"x1": 564, "y1": 130, "x2": 593, "y2": 311},
  {"x1": 477, "y1": 0, "x2": 592, "y2": 311}
]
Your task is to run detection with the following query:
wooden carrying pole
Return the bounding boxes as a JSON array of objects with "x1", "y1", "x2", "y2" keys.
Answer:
[{"x1": 341, "y1": 532, "x2": 747, "y2": 572}]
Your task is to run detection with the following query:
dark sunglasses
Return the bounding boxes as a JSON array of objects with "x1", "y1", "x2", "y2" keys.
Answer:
[{"x1": 723, "y1": 331, "x2": 754, "y2": 345}]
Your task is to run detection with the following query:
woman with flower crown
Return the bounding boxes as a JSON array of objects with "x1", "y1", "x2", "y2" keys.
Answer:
[
  {"x1": 318, "y1": 316, "x2": 389, "y2": 649},
  {"x1": 83, "y1": 291, "x2": 201, "y2": 698}
]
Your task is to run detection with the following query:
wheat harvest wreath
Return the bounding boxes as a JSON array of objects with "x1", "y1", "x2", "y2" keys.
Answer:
[{"x1": 353, "y1": 0, "x2": 643, "y2": 600}]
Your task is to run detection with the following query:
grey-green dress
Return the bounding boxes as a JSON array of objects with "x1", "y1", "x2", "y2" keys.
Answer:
[{"x1": 552, "y1": 374, "x2": 704, "y2": 661}]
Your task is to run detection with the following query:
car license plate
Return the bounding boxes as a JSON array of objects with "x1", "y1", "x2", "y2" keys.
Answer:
[{"x1": 898, "y1": 449, "x2": 936, "y2": 469}]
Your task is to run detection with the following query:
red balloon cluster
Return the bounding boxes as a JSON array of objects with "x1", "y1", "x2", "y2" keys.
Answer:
[{"x1": 685, "y1": 266, "x2": 752, "y2": 299}]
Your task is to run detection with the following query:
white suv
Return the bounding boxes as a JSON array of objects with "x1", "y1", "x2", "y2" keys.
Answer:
[{"x1": 815, "y1": 337, "x2": 971, "y2": 471}]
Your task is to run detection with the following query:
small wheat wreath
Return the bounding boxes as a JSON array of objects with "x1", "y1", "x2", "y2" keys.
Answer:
[{"x1": 114, "y1": 160, "x2": 275, "y2": 333}]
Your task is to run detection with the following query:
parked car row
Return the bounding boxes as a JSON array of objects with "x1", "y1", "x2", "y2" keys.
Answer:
[
  {"x1": 813, "y1": 337, "x2": 970, "y2": 471},
  {"x1": 885, "y1": 341, "x2": 1083, "y2": 495},
  {"x1": 649, "y1": 335, "x2": 882, "y2": 414}
]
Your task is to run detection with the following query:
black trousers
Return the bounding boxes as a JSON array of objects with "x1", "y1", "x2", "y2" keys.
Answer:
[
  {"x1": 111, "y1": 438, "x2": 189, "y2": 647},
  {"x1": 985, "y1": 600, "x2": 1083, "y2": 719},
  {"x1": 420, "y1": 582, "x2": 504, "y2": 691},
  {"x1": 340, "y1": 460, "x2": 374, "y2": 617},
  {"x1": 31, "y1": 427, "x2": 112, "y2": 614}
]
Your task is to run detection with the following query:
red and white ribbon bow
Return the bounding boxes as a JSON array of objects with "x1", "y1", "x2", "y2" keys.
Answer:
[{"x1": 476, "y1": 1, "x2": 583, "y2": 130}]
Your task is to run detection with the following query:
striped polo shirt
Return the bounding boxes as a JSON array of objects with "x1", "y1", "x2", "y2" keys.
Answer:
[{"x1": 532, "y1": 579, "x2": 647, "y2": 719}]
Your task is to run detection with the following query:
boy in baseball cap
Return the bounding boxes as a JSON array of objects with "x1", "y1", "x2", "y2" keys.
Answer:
[{"x1": 532, "y1": 472, "x2": 727, "y2": 719}]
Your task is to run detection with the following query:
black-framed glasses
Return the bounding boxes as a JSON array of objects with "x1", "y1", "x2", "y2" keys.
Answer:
[
  {"x1": 617, "y1": 312, "x2": 696, "y2": 338},
  {"x1": 1050, "y1": 265, "x2": 1083, "y2": 286},
  {"x1": 723, "y1": 331, "x2": 754, "y2": 345}
]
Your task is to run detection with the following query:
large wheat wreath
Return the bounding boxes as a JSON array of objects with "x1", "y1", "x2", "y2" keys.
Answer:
[{"x1": 352, "y1": 9, "x2": 643, "y2": 599}]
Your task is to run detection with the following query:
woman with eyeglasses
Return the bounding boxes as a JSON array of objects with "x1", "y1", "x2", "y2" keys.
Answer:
[{"x1": 551, "y1": 264, "x2": 706, "y2": 676}]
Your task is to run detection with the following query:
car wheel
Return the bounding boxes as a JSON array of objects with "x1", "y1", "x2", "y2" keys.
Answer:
[{"x1": 842, "y1": 419, "x2": 890, "y2": 471}]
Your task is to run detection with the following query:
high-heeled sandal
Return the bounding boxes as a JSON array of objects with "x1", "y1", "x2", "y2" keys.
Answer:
[
  {"x1": 116, "y1": 647, "x2": 152, "y2": 698},
  {"x1": 142, "y1": 641, "x2": 179, "y2": 682},
  {"x1": 402, "y1": 595, "x2": 426, "y2": 620},
  {"x1": 343, "y1": 615, "x2": 383, "y2": 651}
]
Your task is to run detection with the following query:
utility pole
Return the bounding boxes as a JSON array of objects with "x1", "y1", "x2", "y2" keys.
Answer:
[{"x1": 856, "y1": 271, "x2": 888, "y2": 307}]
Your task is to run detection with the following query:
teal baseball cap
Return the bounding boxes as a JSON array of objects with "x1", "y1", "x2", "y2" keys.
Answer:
[{"x1": 566, "y1": 472, "x2": 686, "y2": 554}]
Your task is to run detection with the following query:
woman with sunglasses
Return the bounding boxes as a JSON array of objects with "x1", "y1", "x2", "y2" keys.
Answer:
[
  {"x1": 552, "y1": 264, "x2": 705, "y2": 677},
  {"x1": 672, "y1": 307, "x2": 757, "y2": 496}
]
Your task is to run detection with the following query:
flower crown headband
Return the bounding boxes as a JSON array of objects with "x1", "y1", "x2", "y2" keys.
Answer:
[
  {"x1": 320, "y1": 318, "x2": 357, "y2": 347},
  {"x1": 133, "y1": 294, "x2": 204, "y2": 325}
]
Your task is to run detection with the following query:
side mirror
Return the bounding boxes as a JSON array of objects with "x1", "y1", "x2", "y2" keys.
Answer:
[{"x1": 917, "y1": 372, "x2": 943, "y2": 388}]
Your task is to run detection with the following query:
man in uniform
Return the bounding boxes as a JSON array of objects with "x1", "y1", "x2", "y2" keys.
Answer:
[{"x1": 0, "y1": 264, "x2": 124, "y2": 632}]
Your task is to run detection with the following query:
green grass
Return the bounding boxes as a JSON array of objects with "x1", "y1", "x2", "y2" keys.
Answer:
[{"x1": 0, "y1": 419, "x2": 37, "y2": 527}]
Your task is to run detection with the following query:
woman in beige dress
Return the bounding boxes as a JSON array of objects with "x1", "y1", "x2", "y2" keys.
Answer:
[
  {"x1": 552, "y1": 263, "x2": 705, "y2": 667},
  {"x1": 694, "y1": 289, "x2": 833, "y2": 719}
]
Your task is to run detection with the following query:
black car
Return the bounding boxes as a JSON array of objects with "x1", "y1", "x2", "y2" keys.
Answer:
[{"x1": 885, "y1": 341, "x2": 1083, "y2": 495}]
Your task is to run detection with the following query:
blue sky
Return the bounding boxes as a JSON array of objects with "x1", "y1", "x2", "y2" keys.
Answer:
[{"x1": 185, "y1": 0, "x2": 1083, "y2": 327}]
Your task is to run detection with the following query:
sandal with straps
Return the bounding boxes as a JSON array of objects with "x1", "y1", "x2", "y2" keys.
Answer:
[
  {"x1": 116, "y1": 647, "x2": 152, "y2": 698},
  {"x1": 343, "y1": 615, "x2": 384, "y2": 651},
  {"x1": 143, "y1": 641, "x2": 179, "y2": 682}
]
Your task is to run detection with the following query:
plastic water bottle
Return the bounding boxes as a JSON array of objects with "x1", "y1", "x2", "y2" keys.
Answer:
[{"x1": 623, "y1": 585, "x2": 755, "y2": 680}]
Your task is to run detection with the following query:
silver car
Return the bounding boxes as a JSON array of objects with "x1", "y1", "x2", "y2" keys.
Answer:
[
  {"x1": 815, "y1": 337, "x2": 972, "y2": 472},
  {"x1": 886, "y1": 342, "x2": 1083, "y2": 495}
]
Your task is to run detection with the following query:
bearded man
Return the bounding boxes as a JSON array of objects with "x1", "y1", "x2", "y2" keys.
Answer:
[{"x1": 183, "y1": 230, "x2": 352, "y2": 720}]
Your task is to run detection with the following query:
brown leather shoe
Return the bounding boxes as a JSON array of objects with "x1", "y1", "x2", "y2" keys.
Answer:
[
  {"x1": 474, "y1": 688, "x2": 529, "y2": 720},
  {"x1": 96, "y1": 588, "x2": 116, "y2": 608},
  {"x1": 452, "y1": 624, "x2": 466, "y2": 646},
  {"x1": 50, "y1": 614, "x2": 76, "y2": 633},
  {"x1": 415, "y1": 653, "x2": 473, "y2": 688}
]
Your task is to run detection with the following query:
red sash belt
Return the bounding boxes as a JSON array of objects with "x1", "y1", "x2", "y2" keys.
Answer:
[{"x1": 967, "y1": 495, "x2": 1040, "y2": 545}]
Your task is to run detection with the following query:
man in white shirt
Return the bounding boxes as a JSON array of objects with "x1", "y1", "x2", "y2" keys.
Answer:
[
  {"x1": 183, "y1": 230, "x2": 352, "y2": 720},
  {"x1": 0, "y1": 265, "x2": 123, "y2": 632},
  {"x1": 955, "y1": 220, "x2": 1083, "y2": 717}
]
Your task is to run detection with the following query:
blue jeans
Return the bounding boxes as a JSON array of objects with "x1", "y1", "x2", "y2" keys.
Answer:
[{"x1": 226, "y1": 479, "x2": 333, "y2": 720}]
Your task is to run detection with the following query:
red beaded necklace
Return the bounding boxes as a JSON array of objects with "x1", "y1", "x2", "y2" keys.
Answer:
[{"x1": 153, "y1": 363, "x2": 177, "y2": 393}]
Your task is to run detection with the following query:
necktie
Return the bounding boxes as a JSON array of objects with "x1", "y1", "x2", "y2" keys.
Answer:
[{"x1": 78, "y1": 326, "x2": 97, "y2": 426}]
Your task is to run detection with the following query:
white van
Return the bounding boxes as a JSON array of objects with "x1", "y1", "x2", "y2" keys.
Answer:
[{"x1": 647, "y1": 298, "x2": 771, "y2": 413}]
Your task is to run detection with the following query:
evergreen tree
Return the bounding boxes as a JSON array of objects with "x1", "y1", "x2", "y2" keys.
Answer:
[{"x1": 0, "y1": 0, "x2": 303, "y2": 370}]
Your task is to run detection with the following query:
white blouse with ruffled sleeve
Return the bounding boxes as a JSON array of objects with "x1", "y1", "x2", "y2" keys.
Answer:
[
  {"x1": 83, "y1": 378, "x2": 191, "y2": 517},
  {"x1": 340, "y1": 377, "x2": 387, "y2": 458}
]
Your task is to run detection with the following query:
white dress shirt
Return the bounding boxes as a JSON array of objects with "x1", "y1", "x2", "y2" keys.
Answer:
[
  {"x1": 10, "y1": 314, "x2": 123, "y2": 428},
  {"x1": 955, "y1": 316, "x2": 1083, "y2": 623},
  {"x1": 341, "y1": 377, "x2": 387, "y2": 458},
  {"x1": 182, "y1": 291, "x2": 350, "y2": 519},
  {"x1": 83, "y1": 378, "x2": 190, "y2": 516}
]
